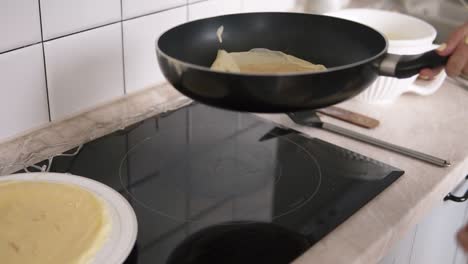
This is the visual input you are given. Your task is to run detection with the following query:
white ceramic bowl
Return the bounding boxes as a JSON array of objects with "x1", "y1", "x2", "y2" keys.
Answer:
[{"x1": 326, "y1": 8, "x2": 446, "y2": 104}]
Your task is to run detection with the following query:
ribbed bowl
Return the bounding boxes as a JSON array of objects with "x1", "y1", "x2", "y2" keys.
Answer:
[{"x1": 355, "y1": 76, "x2": 417, "y2": 104}]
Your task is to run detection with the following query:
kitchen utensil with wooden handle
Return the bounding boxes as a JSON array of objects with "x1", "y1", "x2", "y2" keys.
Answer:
[
  {"x1": 260, "y1": 111, "x2": 450, "y2": 167},
  {"x1": 287, "y1": 111, "x2": 450, "y2": 167},
  {"x1": 317, "y1": 106, "x2": 379, "y2": 129}
]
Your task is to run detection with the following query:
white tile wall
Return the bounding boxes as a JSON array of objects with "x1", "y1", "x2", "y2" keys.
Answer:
[
  {"x1": 40, "y1": 0, "x2": 121, "y2": 40},
  {"x1": 242, "y1": 0, "x2": 297, "y2": 12},
  {"x1": 1, "y1": 0, "x2": 294, "y2": 141},
  {"x1": 123, "y1": 7, "x2": 187, "y2": 94},
  {"x1": 0, "y1": 0, "x2": 41, "y2": 53},
  {"x1": 44, "y1": 23, "x2": 124, "y2": 121},
  {"x1": 0, "y1": 44, "x2": 49, "y2": 141},
  {"x1": 189, "y1": 0, "x2": 242, "y2": 20},
  {"x1": 122, "y1": 0, "x2": 186, "y2": 20}
]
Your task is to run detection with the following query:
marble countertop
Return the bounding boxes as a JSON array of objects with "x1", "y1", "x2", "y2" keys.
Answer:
[
  {"x1": 0, "y1": 84, "x2": 192, "y2": 175},
  {"x1": 0, "y1": 79, "x2": 467, "y2": 263},
  {"x1": 270, "y1": 80, "x2": 468, "y2": 263}
]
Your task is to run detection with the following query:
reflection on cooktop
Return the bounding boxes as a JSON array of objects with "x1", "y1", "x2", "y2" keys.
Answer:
[
  {"x1": 28, "y1": 103, "x2": 403, "y2": 263},
  {"x1": 118, "y1": 120, "x2": 323, "y2": 224},
  {"x1": 167, "y1": 221, "x2": 311, "y2": 264}
]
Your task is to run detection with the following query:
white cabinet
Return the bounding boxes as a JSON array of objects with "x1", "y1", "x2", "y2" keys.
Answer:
[
  {"x1": 380, "y1": 178, "x2": 468, "y2": 264},
  {"x1": 454, "y1": 206, "x2": 468, "y2": 264},
  {"x1": 410, "y1": 200, "x2": 467, "y2": 264},
  {"x1": 380, "y1": 227, "x2": 418, "y2": 264}
]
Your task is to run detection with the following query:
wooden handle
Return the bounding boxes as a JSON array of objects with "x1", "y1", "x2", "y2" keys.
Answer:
[{"x1": 317, "y1": 106, "x2": 380, "y2": 129}]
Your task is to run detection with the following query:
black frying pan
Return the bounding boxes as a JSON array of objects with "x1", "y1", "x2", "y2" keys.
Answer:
[{"x1": 156, "y1": 12, "x2": 447, "y2": 113}]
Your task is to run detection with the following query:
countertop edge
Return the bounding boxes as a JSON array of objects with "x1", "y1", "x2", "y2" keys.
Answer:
[
  {"x1": 0, "y1": 80, "x2": 466, "y2": 264},
  {"x1": 0, "y1": 83, "x2": 191, "y2": 175}
]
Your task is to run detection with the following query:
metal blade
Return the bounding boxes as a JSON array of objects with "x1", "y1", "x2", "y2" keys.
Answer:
[
  {"x1": 258, "y1": 127, "x2": 297, "y2": 142},
  {"x1": 287, "y1": 111, "x2": 322, "y2": 127}
]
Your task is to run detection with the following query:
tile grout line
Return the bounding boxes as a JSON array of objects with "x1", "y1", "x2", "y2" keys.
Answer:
[
  {"x1": 44, "y1": 20, "x2": 122, "y2": 43},
  {"x1": 0, "y1": 42, "x2": 43, "y2": 56},
  {"x1": 120, "y1": 0, "x2": 127, "y2": 95},
  {"x1": 122, "y1": 3, "x2": 189, "y2": 22},
  {"x1": 42, "y1": 3, "x2": 189, "y2": 43},
  {"x1": 37, "y1": 0, "x2": 52, "y2": 122},
  {"x1": 1, "y1": 4, "x2": 189, "y2": 56}
]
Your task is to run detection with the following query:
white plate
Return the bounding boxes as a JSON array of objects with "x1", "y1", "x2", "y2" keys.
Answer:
[{"x1": 0, "y1": 172, "x2": 138, "y2": 264}]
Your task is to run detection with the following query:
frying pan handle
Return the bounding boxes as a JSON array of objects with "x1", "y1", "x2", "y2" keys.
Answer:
[{"x1": 379, "y1": 50, "x2": 449, "y2": 79}]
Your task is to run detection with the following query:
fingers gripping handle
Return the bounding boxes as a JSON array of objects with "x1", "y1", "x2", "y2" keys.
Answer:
[
  {"x1": 379, "y1": 50, "x2": 449, "y2": 79},
  {"x1": 408, "y1": 70, "x2": 446, "y2": 95}
]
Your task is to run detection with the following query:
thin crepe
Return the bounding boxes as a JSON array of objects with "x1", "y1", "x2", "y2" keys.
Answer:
[{"x1": 210, "y1": 48, "x2": 326, "y2": 74}]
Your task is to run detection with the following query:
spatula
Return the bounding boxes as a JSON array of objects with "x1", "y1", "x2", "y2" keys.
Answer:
[{"x1": 259, "y1": 111, "x2": 450, "y2": 167}]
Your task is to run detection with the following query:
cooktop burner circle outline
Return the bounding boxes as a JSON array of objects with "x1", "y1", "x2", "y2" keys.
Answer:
[
  {"x1": 118, "y1": 130, "x2": 322, "y2": 223},
  {"x1": 169, "y1": 142, "x2": 282, "y2": 199},
  {"x1": 271, "y1": 134, "x2": 322, "y2": 219}
]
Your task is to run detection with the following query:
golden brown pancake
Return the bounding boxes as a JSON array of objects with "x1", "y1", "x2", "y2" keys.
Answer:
[{"x1": 0, "y1": 181, "x2": 110, "y2": 264}]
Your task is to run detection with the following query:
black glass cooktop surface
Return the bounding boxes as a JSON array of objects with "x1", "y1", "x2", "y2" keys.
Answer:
[{"x1": 25, "y1": 103, "x2": 404, "y2": 264}]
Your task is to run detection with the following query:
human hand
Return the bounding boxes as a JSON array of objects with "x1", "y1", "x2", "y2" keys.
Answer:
[
  {"x1": 419, "y1": 22, "x2": 468, "y2": 80},
  {"x1": 457, "y1": 222, "x2": 468, "y2": 253}
]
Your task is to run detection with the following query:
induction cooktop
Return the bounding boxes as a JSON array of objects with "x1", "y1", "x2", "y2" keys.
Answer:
[{"x1": 20, "y1": 103, "x2": 404, "y2": 264}]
